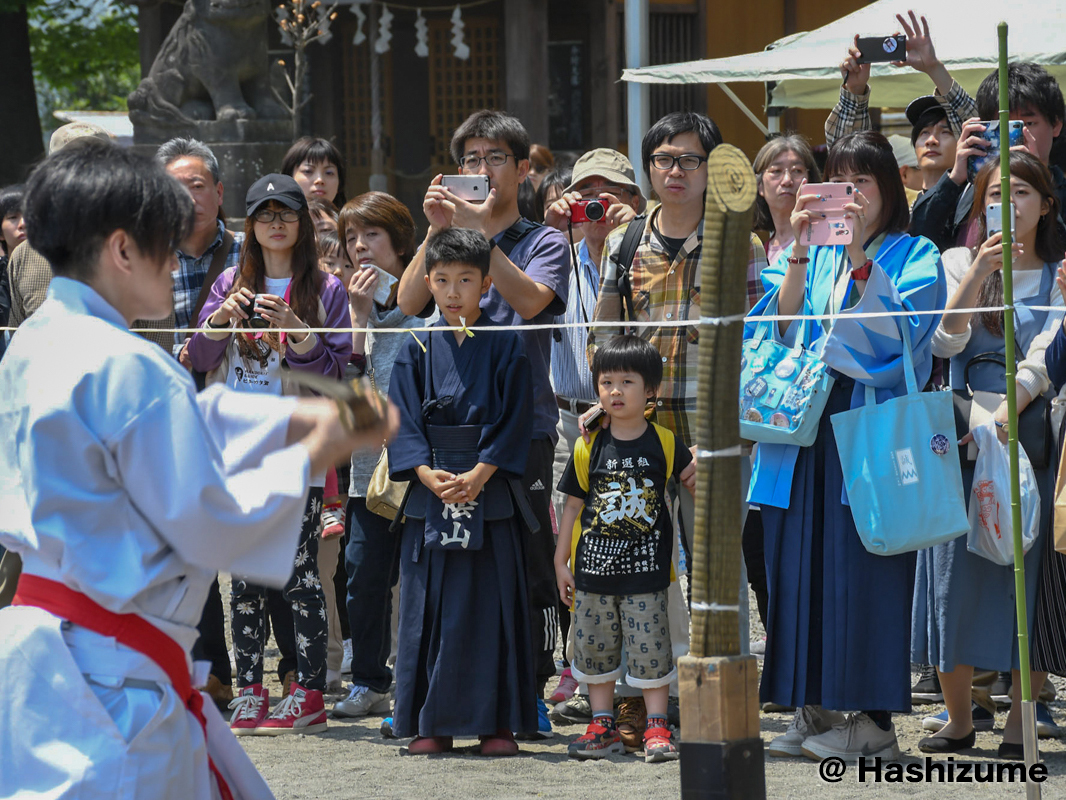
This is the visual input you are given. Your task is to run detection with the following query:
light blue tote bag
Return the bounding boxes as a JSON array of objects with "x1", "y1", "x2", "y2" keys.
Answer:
[
  {"x1": 830, "y1": 321, "x2": 969, "y2": 556},
  {"x1": 739, "y1": 313, "x2": 835, "y2": 447}
]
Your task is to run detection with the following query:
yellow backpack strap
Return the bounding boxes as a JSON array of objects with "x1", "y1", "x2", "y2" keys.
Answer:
[
  {"x1": 652, "y1": 422, "x2": 678, "y2": 582},
  {"x1": 569, "y1": 431, "x2": 597, "y2": 567}
]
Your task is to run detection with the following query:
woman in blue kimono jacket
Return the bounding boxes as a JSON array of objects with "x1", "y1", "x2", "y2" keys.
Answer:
[
  {"x1": 748, "y1": 131, "x2": 945, "y2": 762},
  {"x1": 386, "y1": 314, "x2": 539, "y2": 753}
]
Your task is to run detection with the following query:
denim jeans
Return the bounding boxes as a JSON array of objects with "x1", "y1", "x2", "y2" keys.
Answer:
[{"x1": 344, "y1": 497, "x2": 401, "y2": 694}]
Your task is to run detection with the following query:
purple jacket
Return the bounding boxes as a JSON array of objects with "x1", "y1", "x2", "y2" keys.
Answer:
[{"x1": 187, "y1": 266, "x2": 351, "y2": 383}]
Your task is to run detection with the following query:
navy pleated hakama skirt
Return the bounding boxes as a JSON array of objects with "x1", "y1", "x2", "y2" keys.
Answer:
[
  {"x1": 760, "y1": 378, "x2": 916, "y2": 713},
  {"x1": 391, "y1": 511, "x2": 539, "y2": 739}
]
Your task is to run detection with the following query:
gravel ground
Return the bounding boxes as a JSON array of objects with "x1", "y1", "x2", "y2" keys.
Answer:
[{"x1": 225, "y1": 581, "x2": 1066, "y2": 798}]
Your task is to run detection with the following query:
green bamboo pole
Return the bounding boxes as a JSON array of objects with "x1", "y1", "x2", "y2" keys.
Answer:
[{"x1": 996, "y1": 21, "x2": 1040, "y2": 788}]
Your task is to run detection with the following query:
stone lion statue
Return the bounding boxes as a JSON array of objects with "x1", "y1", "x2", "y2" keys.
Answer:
[{"x1": 128, "y1": 0, "x2": 287, "y2": 130}]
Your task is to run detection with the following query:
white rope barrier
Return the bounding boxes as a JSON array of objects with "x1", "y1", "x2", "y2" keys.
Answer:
[{"x1": 3, "y1": 303, "x2": 1059, "y2": 337}]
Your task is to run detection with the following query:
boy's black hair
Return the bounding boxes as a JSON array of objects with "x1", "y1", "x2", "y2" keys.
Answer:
[
  {"x1": 450, "y1": 109, "x2": 531, "y2": 164},
  {"x1": 910, "y1": 106, "x2": 950, "y2": 147},
  {"x1": 592, "y1": 334, "x2": 663, "y2": 393},
  {"x1": 424, "y1": 227, "x2": 491, "y2": 277},
  {"x1": 535, "y1": 167, "x2": 572, "y2": 218},
  {"x1": 641, "y1": 111, "x2": 722, "y2": 177},
  {"x1": 0, "y1": 184, "x2": 25, "y2": 221},
  {"x1": 23, "y1": 140, "x2": 193, "y2": 280},
  {"x1": 317, "y1": 229, "x2": 344, "y2": 259},
  {"x1": 976, "y1": 62, "x2": 1065, "y2": 128}
]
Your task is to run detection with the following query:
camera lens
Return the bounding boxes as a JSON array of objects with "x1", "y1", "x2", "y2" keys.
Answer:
[{"x1": 585, "y1": 200, "x2": 606, "y2": 221}]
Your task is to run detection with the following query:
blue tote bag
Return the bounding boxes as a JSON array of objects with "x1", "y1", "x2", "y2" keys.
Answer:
[
  {"x1": 830, "y1": 321, "x2": 969, "y2": 556},
  {"x1": 739, "y1": 313, "x2": 835, "y2": 447}
]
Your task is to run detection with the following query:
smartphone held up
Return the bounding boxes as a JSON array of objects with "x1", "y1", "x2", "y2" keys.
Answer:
[
  {"x1": 441, "y1": 174, "x2": 490, "y2": 204},
  {"x1": 986, "y1": 202, "x2": 1016, "y2": 236},
  {"x1": 798, "y1": 182, "x2": 855, "y2": 247},
  {"x1": 968, "y1": 120, "x2": 1024, "y2": 183},
  {"x1": 855, "y1": 34, "x2": 906, "y2": 64}
]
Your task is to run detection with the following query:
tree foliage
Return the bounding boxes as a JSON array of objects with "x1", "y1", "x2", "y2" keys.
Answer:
[{"x1": 28, "y1": 0, "x2": 140, "y2": 130}]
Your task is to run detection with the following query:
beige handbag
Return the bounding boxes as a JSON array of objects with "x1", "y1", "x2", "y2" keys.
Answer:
[
  {"x1": 1054, "y1": 439, "x2": 1066, "y2": 554},
  {"x1": 365, "y1": 445, "x2": 408, "y2": 520},
  {"x1": 363, "y1": 358, "x2": 410, "y2": 520}
]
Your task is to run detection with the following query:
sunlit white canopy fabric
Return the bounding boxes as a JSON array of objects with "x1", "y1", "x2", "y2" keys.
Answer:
[{"x1": 623, "y1": 0, "x2": 1066, "y2": 110}]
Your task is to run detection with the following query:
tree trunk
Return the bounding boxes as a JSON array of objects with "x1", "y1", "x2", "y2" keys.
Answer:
[{"x1": 0, "y1": 4, "x2": 45, "y2": 184}]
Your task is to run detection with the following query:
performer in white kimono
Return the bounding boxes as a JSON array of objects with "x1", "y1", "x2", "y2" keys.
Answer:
[{"x1": 0, "y1": 141, "x2": 394, "y2": 799}]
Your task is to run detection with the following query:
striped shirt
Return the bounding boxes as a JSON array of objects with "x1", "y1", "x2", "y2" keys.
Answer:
[
  {"x1": 550, "y1": 238, "x2": 599, "y2": 402},
  {"x1": 588, "y1": 206, "x2": 767, "y2": 444}
]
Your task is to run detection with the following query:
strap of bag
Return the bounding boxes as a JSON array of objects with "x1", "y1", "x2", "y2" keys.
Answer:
[
  {"x1": 612, "y1": 215, "x2": 647, "y2": 327},
  {"x1": 498, "y1": 218, "x2": 540, "y2": 259},
  {"x1": 191, "y1": 229, "x2": 235, "y2": 329},
  {"x1": 865, "y1": 314, "x2": 918, "y2": 405}
]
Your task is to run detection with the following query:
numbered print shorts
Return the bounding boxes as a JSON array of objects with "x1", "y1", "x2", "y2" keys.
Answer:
[{"x1": 571, "y1": 589, "x2": 676, "y2": 689}]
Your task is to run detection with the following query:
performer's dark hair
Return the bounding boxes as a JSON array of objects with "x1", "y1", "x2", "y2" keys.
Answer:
[
  {"x1": 592, "y1": 334, "x2": 663, "y2": 394},
  {"x1": 23, "y1": 139, "x2": 193, "y2": 280},
  {"x1": 424, "y1": 227, "x2": 492, "y2": 277}
]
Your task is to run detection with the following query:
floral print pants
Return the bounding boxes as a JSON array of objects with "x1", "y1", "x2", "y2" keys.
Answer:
[{"x1": 231, "y1": 488, "x2": 328, "y2": 691}]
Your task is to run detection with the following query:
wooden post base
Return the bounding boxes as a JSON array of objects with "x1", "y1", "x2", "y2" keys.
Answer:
[
  {"x1": 680, "y1": 739, "x2": 766, "y2": 800},
  {"x1": 678, "y1": 655, "x2": 764, "y2": 800}
]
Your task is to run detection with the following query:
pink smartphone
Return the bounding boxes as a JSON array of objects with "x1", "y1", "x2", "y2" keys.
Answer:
[{"x1": 798, "y1": 182, "x2": 855, "y2": 247}]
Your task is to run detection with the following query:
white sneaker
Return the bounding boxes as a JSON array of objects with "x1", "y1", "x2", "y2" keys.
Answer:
[
  {"x1": 768, "y1": 705, "x2": 845, "y2": 757},
  {"x1": 801, "y1": 712, "x2": 901, "y2": 762},
  {"x1": 341, "y1": 639, "x2": 353, "y2": 676},
  {"x1": 332, "y1": 684, "x2": 391, "y2": 718}
]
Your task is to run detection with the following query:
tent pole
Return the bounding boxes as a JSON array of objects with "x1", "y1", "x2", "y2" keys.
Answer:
[
  {"x1": 624, "y1": 0, "x2": 649, "y2": 198},
  {"x1": 997, "y1": 21, "x2": 1041, "y2": 798},
  {"x1": 716, "y1": 84, "x2": 770, "y2": 137}
]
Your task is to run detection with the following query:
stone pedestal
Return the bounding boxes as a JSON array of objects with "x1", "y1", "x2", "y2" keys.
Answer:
[{"x1": 132, "y1": 119, "x2": 292, "y2": 220}]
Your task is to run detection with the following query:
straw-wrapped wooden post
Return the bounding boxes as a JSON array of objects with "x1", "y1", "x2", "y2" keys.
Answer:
[{"x1": 678, "y1": 144, "x2": 764, "y2": 799}]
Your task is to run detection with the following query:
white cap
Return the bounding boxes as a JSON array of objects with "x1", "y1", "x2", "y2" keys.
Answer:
[{"x1": 888, "y1": 134, "x2": 918, "y2": 169}]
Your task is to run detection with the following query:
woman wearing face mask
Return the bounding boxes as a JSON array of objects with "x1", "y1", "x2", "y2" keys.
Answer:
[
  {"x1": 749, "y1": 130, "x2": 944, "y2": 763},
  {"x1": 331, "y1": 191, "x2": 439, "y2": 721},
  {"x1": 913, "y1": 151, "x2": 1065, "y2": 756}
]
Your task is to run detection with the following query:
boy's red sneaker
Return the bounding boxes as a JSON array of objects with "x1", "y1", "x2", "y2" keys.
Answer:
[
  {"x1": 258, "y1": 681, "x2": 327, "y2": 735},
  {"x1": 643, "y1": 723, "x2": 679, "y2": 763},
  {"x1": 567, "y1": 718, "x2": 624, "y2": 759}
]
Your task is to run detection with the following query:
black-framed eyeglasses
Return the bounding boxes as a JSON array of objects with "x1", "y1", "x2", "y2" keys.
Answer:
[
  {"x1": 253, "y1": 208, "x2": 300, "y2": 223},
  {"x1": 458, "y1": 152, "x2": 517, "y2": 170},
  {"x1": 649, "y1": 153, "x2": 707, "y2": 171}
]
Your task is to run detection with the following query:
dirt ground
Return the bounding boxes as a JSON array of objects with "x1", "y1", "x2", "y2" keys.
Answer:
[{"x1": 228, "y1": 582, "x2": 1066, "y2": 799}]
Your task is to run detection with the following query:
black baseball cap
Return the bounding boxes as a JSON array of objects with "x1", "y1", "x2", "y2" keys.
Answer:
[
  {"x1": 905, "y1": 95, "x2": 950, "y2": 129},
  {"x1": 246, "y1": 173, "x2": 307, "y2": 216}
]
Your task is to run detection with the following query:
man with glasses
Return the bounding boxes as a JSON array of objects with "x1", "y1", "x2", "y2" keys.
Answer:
[{"x1": 397, "y1": 109, "x2": 570, "y2": 737}]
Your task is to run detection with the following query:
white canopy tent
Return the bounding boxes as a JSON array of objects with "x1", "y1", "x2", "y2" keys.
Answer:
[{"x1": 623, "y1": 0, "x2": 1066, "y2": 125}]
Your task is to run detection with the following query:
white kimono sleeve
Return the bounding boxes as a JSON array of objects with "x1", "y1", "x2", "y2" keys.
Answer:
[{"x1": 112, "y1": 384, "x2": 310, "y2": 587}]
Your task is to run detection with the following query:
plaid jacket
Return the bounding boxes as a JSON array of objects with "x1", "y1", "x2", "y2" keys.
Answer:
[
  {"x1": 7, "y1": 242, "x2": 53, "y2": 328},
  {"x1": 824, "y1": 80, "x2": 977, "y2": 149},
  {"x1": 587, "y1": 206, "x2": 766, "y2": 444}
]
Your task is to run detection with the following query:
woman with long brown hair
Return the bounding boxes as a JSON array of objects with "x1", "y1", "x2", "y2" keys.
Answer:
[
  {"x1": 188, "y1": 173, "x2": 352, "y2": 735},
  {"x1": 913, "y1": 151, "x2": 1065, "y2": 756}
]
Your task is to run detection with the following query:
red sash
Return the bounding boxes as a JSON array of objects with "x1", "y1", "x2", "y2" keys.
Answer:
[{"x1": 12, "y1": 574, "x2": 234, "y2": 800}]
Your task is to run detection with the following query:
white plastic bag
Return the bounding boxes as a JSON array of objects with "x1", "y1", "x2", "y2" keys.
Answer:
[{"x1": 967, "y1": 421, "x2": 1040, "y2": 565}]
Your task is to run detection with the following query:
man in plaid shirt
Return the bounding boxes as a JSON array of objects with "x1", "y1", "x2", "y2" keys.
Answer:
[
  {"x1": 586, "y1": 111, "x2": 766, "y2": 545},
  {"x1": 158, "y1": 139, "x2": 243, "y2": 359},
  {"x1": 824, "y1": 12, "x2": 974, "y2": 150}
]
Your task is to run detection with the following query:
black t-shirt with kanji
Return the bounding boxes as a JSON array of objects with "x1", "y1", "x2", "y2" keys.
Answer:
[{"x1": 558, "y1": 424, "x2": 692, "y2": 595}]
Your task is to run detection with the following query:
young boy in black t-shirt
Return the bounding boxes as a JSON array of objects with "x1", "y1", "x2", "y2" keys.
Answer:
[{"x1": 554, "y1": 334, "x2": 693, "y2": 763}]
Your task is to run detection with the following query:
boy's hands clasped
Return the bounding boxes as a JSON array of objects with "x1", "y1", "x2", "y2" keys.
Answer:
[{"x1": 415, "y1": 463, "x2": 497, "y2": 504}]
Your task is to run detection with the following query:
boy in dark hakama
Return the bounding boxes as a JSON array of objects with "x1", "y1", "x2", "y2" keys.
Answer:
[{"x1": 387, "y1": 228, "x2": 537, "y2": 755}]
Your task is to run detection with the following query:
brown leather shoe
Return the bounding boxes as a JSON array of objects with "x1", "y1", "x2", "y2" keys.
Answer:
[
  {"x1": 616, "y1": 697, "x2": 647, "y2": 753},
  {"x1": 203, "y1": 674, "x2": 233, "y2": 712}
]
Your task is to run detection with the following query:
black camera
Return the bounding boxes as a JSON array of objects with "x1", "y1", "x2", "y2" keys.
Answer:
[{"x1": 239, "y1": 294, "x2": 270, "y2": 329}]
